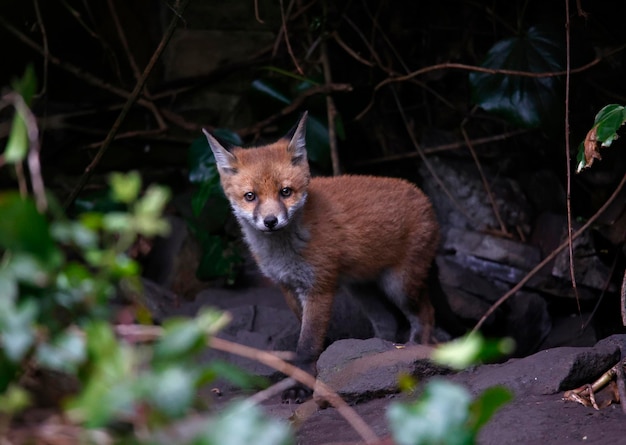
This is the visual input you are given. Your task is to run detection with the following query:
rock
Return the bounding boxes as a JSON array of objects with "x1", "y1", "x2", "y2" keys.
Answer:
[
  {"x1": 443, "y1": 227, "x2": 541, "y2": 271},
  {"x1": 452, "y1": 340, "x2": 621, "y2": 396},
  {"x1": 315, "y1": 338, "x2": 448, "y2": 403},
  {"x1": 506, "y1": 291, "x2": 552, "y2": 356},
  {"x1": 436, "y1": 256, "x2": 551, "y2": 356},
  {"x1": 420, "y1": 156, "x2": 532, "y2": 235},
  {"x1": 552, "y1": 228, "x2": 614, "y2": 291}
]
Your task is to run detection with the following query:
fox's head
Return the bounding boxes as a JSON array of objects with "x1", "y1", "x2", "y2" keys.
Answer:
[{"x1": 203, "y1": 112, "x2": 311, "y2": 233}]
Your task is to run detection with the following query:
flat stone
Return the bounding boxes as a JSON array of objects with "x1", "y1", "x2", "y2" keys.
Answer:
[
  {"x1": 451, "y1": 340, "x2": 621, "y2": 396},
  {"x1": 315, "y1": 338, "x2": 447, "y2": 403}
]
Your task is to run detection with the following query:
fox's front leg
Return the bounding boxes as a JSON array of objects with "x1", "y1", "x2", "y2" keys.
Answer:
[{"x1": 282, "y1": 292, "x2": 333, "y2": 403}]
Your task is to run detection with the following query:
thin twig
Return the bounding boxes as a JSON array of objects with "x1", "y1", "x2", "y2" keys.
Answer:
[
  {"x1": 356, "y1": 129, "x2": 529, "y2": 165},
  {"x1": 320, "y1": 38, "x2": 341, "y2": 175},
  {"x1": 278, "y1": 0, "x2": 303, "y2": 75},
  {"x1": 332, "y1": 32, "x2": 374, "y2": 67},
  {"x1": 472, "y1": 172, "x2": 626, "y2": 333},
  {"x1": 564, "y1": 0, "x2": 583, "y2": 319},
  {"x1": 108, "y1": 0, "x2": 141, "y2": 79},
  {"x1": 32, "y1": 0, "x2": 48, "y2": 97},
  {"x1": 108, "y1": 0, "x2": 166, "y2": 130},
  {"x1": 63, "y1": 0, "x2": 191, "y2": 209},
  {"x1": 209, "y1": 337, "x2": 380, "y2": 444},
  {"x1": 355, "y1": 44, "x2": 626, "y2": 120},
  {"x1": 0, "y1": 14, "x2": 161, "y2": 121},
  {"x1": 254, "y1": 0, "x2": 265, "y2": 23},
  {"x1": 237, "y1": 83, "x2": 353, "y2": 137},
  {"x1": 391, "y1": 89, "x2": 480, "y2": 227},
  {"x1": 461, "y1": 118, "x2": 508, "y2": 235}
]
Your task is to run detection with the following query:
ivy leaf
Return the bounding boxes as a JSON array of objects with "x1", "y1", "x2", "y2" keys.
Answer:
[
  {"x1": 470, "y1": 26, "x2": 565, "y2": 128},
  {"x1": 0, "y1": 193, "x2": 58, "y2": 263},
  {"x1": 468, "y1": 386, "x2": 512, "y2": 433},
  {"x1": 251, "y1": 79, "x2": 292, "y2": 105},
  {"x1": 576, "y1": 104, "x2": 626, "y2": 173},
  {"x1": 196, "y1": 401, "x2": 294, "y2": 445},
  {"x1": 388, "y1": 380, "x2": 473, "y2": 445},
  {"x1": 431, "y1": 333, "x2": 515, "y2": 370},
  {"x1": 4, "y1": 66, "x2": 37, "y2": 163},
  {"x1": 593, "y1": 104, "x2": 626, "y2": 146},
  {"x1": 109, "y1": 171, "x2": 142, "y2": 204}
]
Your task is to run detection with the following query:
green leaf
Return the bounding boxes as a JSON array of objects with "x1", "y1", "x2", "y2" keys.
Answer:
[
  {"x1": 201, "y1": 360, "x2": 268, "y2": 390},
  {"x1": 305, "y1": 115, "x2": 331, "y2": 171},
  {"x1": 145, "y1": 367, "x2": 197, "y2": 418},
  {"x1": 189, "y1": 133, "x2": 234, "y2": 185},
  {"x1": 109, "y1": 171, "x2": 142, "y2": 204},
  {"x1": 251, "y1": 79, "x2": 292, "y2": 105},
  {"x1": 592, "y1": 104, "x2": 626, "y2": 146},
  {"x1": 470, "y1": 26, "x2": 565, "y2": 128},
  {"x1": 0, "y1": 270, "x2": 18, "y2": 303},
  {"x1": 468, "y1": 386, "x2": 512, "y2": 433},
  {"x1": 262, "y1": 66, "x2": 320, "y2": 85},
  {"x1": 431, "y1": 333, "x2": 515, "y2": 370},
  {"x1": 0, "y1": 193, "x2": 58, "y2": 263},
  {"x1": 4, "y1": 66, "x2": 38, "y2": 163},
  {"x1": 388, "y1": 380, "x2": 473, "y2": 445},
  {"x1": 11, "y1": 65, "x2": 37, "y2": 105},
  {"x1": 36, "y1": 329, "x2": 86, "y2": 373},
  {"x1": 51, "y1": 221, "x2": 98, "y2": 249},
  {"x1": 196, "y1": 235, "x2": 236, "y2": 280},
  {"x1": 67, "y1": 321, "x2": 138, "y2": 427},
  {"x1": 153, "y1": 318, "x2": 206, "y2": 363},
  {"x1": 0, "y1": 384, "x2": 31, "y2": 415},
  {"x1": 195, "y1": 401, "x2": 294, "y2": 445},
  {"x1": 0, "y1": 299, "x2": 38, "y2": 362},
  {"x1": 4, "y1": 110, "x2": 29, "y2": 164}
]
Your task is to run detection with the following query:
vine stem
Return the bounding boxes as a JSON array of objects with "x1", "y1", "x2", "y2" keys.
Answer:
[
  {"x1": 564, "y1": 0, "x2": 583, "y2": 318},
  {"x1": 62, "y1": 0, "x2": 191, "y2": 209}
]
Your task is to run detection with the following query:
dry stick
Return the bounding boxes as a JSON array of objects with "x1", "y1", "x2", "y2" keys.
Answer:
[
  {"x1": 320, "y1": 39, "x2": 341, "y2": 175},
  {"x1": 615, "y1": 361, "x2": 626, "y2": 415},
  {"x1": 0, "y1": 14, "x2": 162, "y2": 123},
  {"x1": 278, "y1": 0, "x2": 303, "y2": 75},
  {"x1": 209, "y1": 337, "x2": 380, "y2": 445},
  {"x1": 391, "y1": 90, "x2": 481, "y2": 228},
  {"x1": 32, "y1": 0, "x2": 48, "y2": 97},
  {"x1": 62, "y1": 0, "x2": 191, "y2": 209},
  {"x1": 254, "y1": 0, "x2": 265, "y2": 23},
  {"x1": 108, "y1": 0, "x2": 167, "y2": 130},
  {"x1": 237, "y1": 83, "x2": 352, "y2": 137},
  {"x1": 563, "y1": 0, "x2": 583, "y2": 320},
  {"x1": 460, "y1": 121, "x2": 509, "y2": 236},
  {"x1": 621, "y1": 268, "x2": 626, "y2": 326},
  {"x1": 472, "y1": 171, "x2": 626, "y2": 333},
  {"x1": 114, "y1": 324, "x2": 379, "y2": 442},
  {"x1": 355, "y1": 44, "x2": 626, "y2": 120},
  {"x1": 356, "y1": 129, "x2": 529, "y2": 166}
]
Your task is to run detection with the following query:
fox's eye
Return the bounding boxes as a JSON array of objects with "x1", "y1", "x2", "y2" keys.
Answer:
[
  {"x1": 280, "y1": 187, "x2": 292, "y2": 197},
  {"x1": 244, "y1": 192, "x2": 256, "y2": 201}
]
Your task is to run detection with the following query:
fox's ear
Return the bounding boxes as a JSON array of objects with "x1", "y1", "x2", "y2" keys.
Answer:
[
  {"x1": 203, "y1": 128, "x2": 238, "y2": 175},
  {"x1": 286, "y1": 111, "x2": 308, "y2": 165}
]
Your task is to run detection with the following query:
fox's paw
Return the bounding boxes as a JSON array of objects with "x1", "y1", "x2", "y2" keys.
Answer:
[{"x1": 281, "y1": 383, "x2": 312, "y2": 404}]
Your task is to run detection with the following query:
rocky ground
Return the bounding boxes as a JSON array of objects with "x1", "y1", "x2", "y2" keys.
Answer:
[{"x1": 155, "y1": 284, "x2": 626, "y2": 445}]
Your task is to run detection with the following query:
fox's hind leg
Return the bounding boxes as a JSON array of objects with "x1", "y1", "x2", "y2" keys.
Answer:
[{"x1": 379, "y1": 265, "x2": 435, "y2": 344}]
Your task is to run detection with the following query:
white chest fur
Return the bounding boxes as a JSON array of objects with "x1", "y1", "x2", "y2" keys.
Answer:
[{"x1": 239, "y1": 220, "x2": 314, "y2": 300}]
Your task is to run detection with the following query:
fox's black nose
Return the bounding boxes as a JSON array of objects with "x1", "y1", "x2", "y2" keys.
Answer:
[{"x1": 264, "y1": 216, "x2": 278, "y2": 229}]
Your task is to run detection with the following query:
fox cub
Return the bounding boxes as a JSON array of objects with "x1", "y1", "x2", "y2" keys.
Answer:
[{"x1": 203, "y1": 112, "x2": 439, "y2": 402}]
